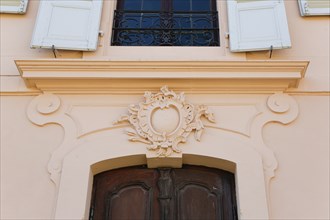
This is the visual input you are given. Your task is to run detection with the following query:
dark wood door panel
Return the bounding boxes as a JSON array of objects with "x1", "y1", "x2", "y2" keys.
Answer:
[
  {"x1": 106, "y1": 183, "x2": 152, "y2": 220},
  {"x1": 175, "y1": 183, "x2": 219, "y2": 220},
  {"x1": 172, "y1": 166, "x2": 237, "y2": 220},
  {"x1": 90, "y1": 165, "x2": 237, "y2": 220},
  {"x1": 91, "y1": 166, "x2": 160, "y2": 220}
]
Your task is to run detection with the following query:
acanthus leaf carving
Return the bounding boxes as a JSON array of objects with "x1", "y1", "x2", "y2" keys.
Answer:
[{"x1": 114, "y1": 86, "x2": 215, "y2": 157}]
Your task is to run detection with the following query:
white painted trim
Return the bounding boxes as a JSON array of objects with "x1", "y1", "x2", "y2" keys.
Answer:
[
  {"x1": 298, "y1": 0, "x2": 330, "y2": 16},
  {"x1": 0, "y1": 0, "x2": 28, "y2": 14}
]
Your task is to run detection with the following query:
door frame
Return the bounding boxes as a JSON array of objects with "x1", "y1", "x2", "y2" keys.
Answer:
[{"x1": 53, "y1": 137, "x2": 269, "y2": 219}]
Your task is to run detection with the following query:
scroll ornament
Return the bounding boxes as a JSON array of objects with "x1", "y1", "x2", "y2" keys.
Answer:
[{"x1": 114, "y1": 86, "x2": 215, "y2": 157}]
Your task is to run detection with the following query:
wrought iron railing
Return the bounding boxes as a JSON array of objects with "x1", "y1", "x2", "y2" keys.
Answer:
[{"x1": 111, "y1": 10, "x2": 220, "y2": 46}]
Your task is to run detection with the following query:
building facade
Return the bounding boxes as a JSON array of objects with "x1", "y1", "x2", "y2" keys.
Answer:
[{"x1": 1, "y1": 0, "x2": 329, "y2": 219}]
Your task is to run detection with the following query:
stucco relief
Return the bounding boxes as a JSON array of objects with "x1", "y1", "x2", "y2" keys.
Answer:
[
  {"x1": 265, "y1": 93, "x2": 299, "y2": 172},
  {"x1": 26, "y1": 90, "x2": 299, "y2": 192},
  {"x1": 113, "y1": 86, "x2": 215, "y2": 157},
  {"x1": 251, "y1": 92, "x2": 299, "y2": 199},
  {"x1": 27, "y1": 93, "x2": 78, "y2": 185}
]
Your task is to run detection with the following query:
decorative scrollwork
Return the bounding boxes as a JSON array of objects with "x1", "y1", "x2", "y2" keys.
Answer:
[
  {"x1": 267, "y1": 93, "x2": 291, "y2": 113},
  {"x1": 114, "y1": 86, "x2": 215, "y2": 157},
  {"x1": 36, "y1": 93, "x2": 61, "y2": 115},
  {"x1": 112, "y1": 10, "x2": 220, "y2": 46}
]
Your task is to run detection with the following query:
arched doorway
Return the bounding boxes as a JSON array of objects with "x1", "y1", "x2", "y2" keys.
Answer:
[{"x1": 90, "y1": 165, "x2": 238, "y2": 220}]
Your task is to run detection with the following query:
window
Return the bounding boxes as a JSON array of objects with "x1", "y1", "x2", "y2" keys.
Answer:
[
  {"x1": 30, "y1": 0, "x2": 291, "y2": 53},
  {"x1": 111, "y1": 0, "x2": 220, "y2": 46}
]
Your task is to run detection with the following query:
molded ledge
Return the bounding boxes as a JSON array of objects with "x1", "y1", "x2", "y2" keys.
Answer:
[{"x1": 15, "y1": 60, "x2": 309, "y2": 94}]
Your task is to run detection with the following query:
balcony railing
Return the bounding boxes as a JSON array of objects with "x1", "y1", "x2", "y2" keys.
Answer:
[{"x1": 111, "y1": 10, "x2": 220, "y2": 46}]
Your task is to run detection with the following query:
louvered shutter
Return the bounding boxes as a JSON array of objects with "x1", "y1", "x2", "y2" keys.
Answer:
[
  {"x1": 31, "y1": 0, "x2": 103, "y2": 51},
  {"x1": 227, "y1": 0, "x2": 291, "y2": 52},
  {"x1": 298, "y1": 0, "x2": 330, "y2": 16}
]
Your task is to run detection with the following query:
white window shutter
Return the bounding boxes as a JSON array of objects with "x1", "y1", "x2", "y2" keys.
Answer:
[
  {"x1": 31, "y1": 0, "x2": 103, "y2": 51},
  {"x1": 298, "y1": 0, "x2": 330, "y2": 16},
  {"x1": 0, "y1": 0, "x2": 28, "y2": 14},
  {"x1": 227, "y1": 0, "x2": 291, "y2": 52}
]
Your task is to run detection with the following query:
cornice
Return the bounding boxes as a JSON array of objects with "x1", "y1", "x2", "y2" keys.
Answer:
[{"x1": 15, "y1": 60, "x2": 309, "y2": 94}]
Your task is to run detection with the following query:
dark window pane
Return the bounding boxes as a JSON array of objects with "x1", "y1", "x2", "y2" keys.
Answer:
[
  {"x1": 173, "y1": 0, "x2": 191, "y2": 11},
  {"x1": 142, "y1": 0, "x2": 161, "y2": 11},
  {"x1": 192, "y1": 0, "x2": 210, "y2": 11},
  {"x1": 123, "y1": 0, "x2": 142, "y2": 10}
]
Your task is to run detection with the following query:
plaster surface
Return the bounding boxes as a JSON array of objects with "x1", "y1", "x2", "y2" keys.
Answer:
[{"x1": 0, "y1": 0, "x2": 329, "y2": 219}]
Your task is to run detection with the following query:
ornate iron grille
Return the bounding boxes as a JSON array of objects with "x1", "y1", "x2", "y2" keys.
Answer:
[{"x1": 111, "y1": 10, "x2": 220, "y2": 46}]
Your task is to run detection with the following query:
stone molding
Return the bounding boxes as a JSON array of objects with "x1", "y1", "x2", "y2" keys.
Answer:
[{"x1": 16, "y1": 60, "x2": 309, "y2": 93}]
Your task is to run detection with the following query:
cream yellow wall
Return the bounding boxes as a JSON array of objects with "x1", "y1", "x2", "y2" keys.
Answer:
[
  {"x1": 0, "y1": 96, "x2": 61, "y2": 219},
  {"x1": 265, "y1": 95, "x2": 330, "y2": 219},
  {"x1": 0, "y1": 0, "x2": 329, "y2": 219}
]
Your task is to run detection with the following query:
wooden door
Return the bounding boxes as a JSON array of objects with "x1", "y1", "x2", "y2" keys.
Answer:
[{"x1": 90, "y1": 165, "x2": 237, "y2": 220}]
